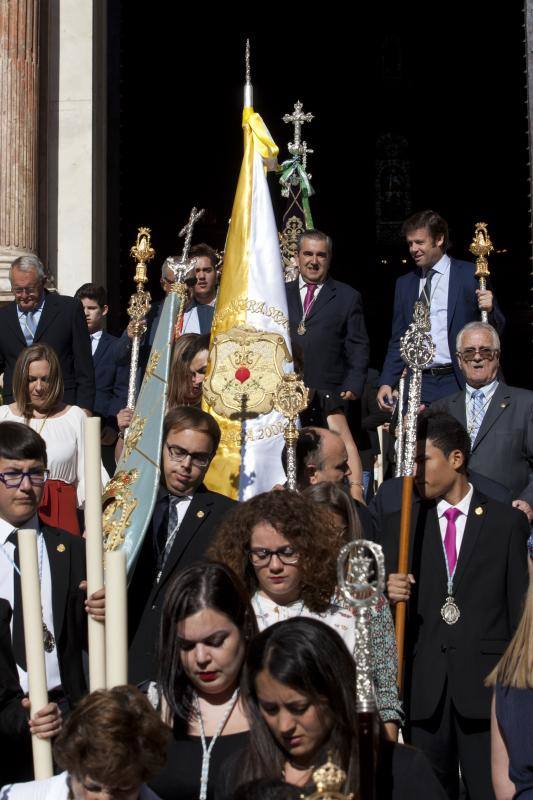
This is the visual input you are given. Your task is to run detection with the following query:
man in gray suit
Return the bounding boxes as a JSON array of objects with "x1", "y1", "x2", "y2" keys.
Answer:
[{"x1": 433, "y1": 321, "x2": 533, "y2": 521}]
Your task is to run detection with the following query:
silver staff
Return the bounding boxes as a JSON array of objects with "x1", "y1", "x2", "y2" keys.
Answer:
[
  {"x1": 165, "y1": 207, "x2": 205, "y2": 337},
  {"x1": 273, "y1": 374, "x2": 309, "y2": 490},
  {"x1": 337, "y1": 539, "x2": 385, "y2": 800},
  {"x1": 126, "y1": 228, "x2": 155, "y2": 410},
  {"x1": 394, "y1": 370, "x2": 406, "y2": 478},
  {"x1": 395, "y1": 300, "x2": 435, "y2": 688},
  {"x1": 283, "y1": 100, "x2": 314, "y2": 158}
]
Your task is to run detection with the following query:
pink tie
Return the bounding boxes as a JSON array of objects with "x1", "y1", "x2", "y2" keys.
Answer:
[
  {"x1": 303, "y1": 283, "x2": 317, "y2": 315},
  {"x1": 443, "y1": 507, "x2": 461, "y2": 575}
]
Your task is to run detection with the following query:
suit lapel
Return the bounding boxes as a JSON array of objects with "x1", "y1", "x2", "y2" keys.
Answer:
[
  {"x1": 6, "y1": 302, "x2": 28, "y2": 347},
  {"x1": 286, "y1": 279, "x2": 303, "y2": 319},
  {"x1": 93, "y1": 332, "x2": 111, "y2": 366},
  {"x1": 472, "y1": 383, "x2": 511, "y2": 450},
  {"x1": 453, "y1": 491, "x2": 487, "y2": 593},
  {"x1": 43, "y1": 527, "x2": 70, "y2": 639},
  {"x1": 34, "y1": 293, "x2": 60, "y2": 340},
  {"x1": 447, "y1": 390, "x2": 467, "y2": 430},
  {"x1": 446, "y1": 259, "x2": 460, "y2": 332},
  {"x1": 306, "y1": 277, "x2": 335, "y2": 322},
  {"x1": 407, "y1": 272, "x2": 421, "y2": 320}
]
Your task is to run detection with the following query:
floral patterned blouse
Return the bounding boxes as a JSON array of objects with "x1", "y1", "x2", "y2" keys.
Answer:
[{"x1": 251, "y1": 590, "x2": 403, "y2": 724}]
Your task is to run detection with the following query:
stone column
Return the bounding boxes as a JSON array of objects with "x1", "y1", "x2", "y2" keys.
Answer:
[{"x1": 0, "y1": 0, "x2": 40, "y2": 293}]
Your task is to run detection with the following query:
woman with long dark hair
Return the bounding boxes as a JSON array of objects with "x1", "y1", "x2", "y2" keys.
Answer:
[
  {"x1": 147, "y1": 562, "x2": 258, "y2": 800},
  {"x1": 208, "y1": 490, "x2": 402, "y2": 736},
  {"x1": 217, "y1": 618, "x2": 446, "y2": 799}
]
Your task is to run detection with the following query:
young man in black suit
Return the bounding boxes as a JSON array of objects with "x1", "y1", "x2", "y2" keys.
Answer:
[
  {"x1": 0, "y1": 421, "x2": 104, "y2": 782},
  {"x1": 128, "y1": 406, "x2": 235, "y2": 684},
  {"x1": 0, "y1": 256, "x2": 94, "y2": 412},
  {"x1": 383, "y1": 410, "x2": 529, "y2": 799},
  {"x1": 75, "y1": 283, "x2": 129, "y2": 474}
]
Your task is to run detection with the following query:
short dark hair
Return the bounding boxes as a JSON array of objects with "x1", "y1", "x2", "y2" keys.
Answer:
[
  {"x1": 163, "y1": 406, "x2": 221, "y2": 453},
  {"x1": 401, "y1": 209, "x2": 449, "y2": 251},
  {"x1": 189, "y1": 243, "x2": 218, "y2": 268},
  {"x1": 158, "y1": 562, "x2": 257, "y2": 723},
  {"x1": 54, "y1": 685, "x2": 169, "y2": 787},
  {"x1": 296, "y1": 229, "x2": 332, "y2": 254},
  {"x1": 416, "y1": 409, "x2": 470, "y2": 465},
  {"x1": 74, "y1": 283, "x2": 107, "y2": 308},
  {"x1": 0, "y1": 421, "x2": 47, "y2": 467}
]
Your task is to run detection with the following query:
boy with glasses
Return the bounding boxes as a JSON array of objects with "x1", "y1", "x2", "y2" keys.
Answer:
[
  {"x1": 0, "y1": 421, "x2": 104, "y2": 782},
  {"x1": 128, "y1": 406, "x2": 235, "y2": 684}
]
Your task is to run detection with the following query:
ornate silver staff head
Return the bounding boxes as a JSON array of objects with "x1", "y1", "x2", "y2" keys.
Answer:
[
  {"x1": 337, "y1": 539, "x2": 385, "y2": 610},
  {"x1": 166, "y1": 207, "x2": 205, "y2": 287}
]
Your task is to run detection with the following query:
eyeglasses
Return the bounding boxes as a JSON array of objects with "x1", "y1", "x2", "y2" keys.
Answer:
[
  {"x1": 0, "y1": 469, "x2": 49, "y2": 488},
  {"x1": 165, "y1": 443, "x2": 212, "y2": 468},
  {"x1": 247, "y1": 546, "x2": 300, "y2": 566},
  {"x1": 457, "y1": 347, "x2": 498, "y2": 362},
  {"x1": 13, "y1": 286, "x2": 41, "y2": 295}
]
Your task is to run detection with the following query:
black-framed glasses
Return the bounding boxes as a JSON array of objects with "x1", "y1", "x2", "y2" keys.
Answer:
[
  {"x1": 247, "y1": 546, "x2": 300, "y2": 566},
  {"x1": 165, "y1": 443, "x2": 211, "y2": 468},
  {"x1": 0, "y1": 469, "x2": 49, "y2": 488},
  {"x1": 457, "y1": 347, "x2": 498, "y2": 362}
]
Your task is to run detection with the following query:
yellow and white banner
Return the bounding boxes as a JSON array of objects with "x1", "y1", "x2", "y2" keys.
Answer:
[{"x1": 203, "y1": 106, "x2": 292, "y2": 500}]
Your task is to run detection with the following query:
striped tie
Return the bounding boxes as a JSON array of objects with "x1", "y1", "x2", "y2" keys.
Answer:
[
  {"x1": 469, "y1": 389, "x2": 485, "y2": 444},
  {"x1": 23, "y1": 311, "x2": 36, "y2": 346}
]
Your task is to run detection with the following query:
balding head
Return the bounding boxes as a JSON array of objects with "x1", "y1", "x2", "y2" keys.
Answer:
[{"x1": 287, "y1": 426, "x2": 351, "y2": 489}]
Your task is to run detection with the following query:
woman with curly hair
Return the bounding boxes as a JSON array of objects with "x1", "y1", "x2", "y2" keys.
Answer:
[{"x1": 208, "y1": 489, "x2": 402, "y2": 737}]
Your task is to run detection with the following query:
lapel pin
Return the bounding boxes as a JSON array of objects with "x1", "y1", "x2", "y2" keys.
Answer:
[
  {"x1": 474, "y1": 506, "x2": 484, "y2": 516},
  {"x1": 500, "y1": 402, "x2": 508, "y2": 408},
  {"x1": 196, "y1": 510, "x2": 205, "y2": 518},
  {"x1": 57, "y1": 543, "x2": 66, "y2": 552}
]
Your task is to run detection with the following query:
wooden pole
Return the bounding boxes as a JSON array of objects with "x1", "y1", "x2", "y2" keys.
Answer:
[{"x1": 395, "y1": 476, "x2": 415, "y2": 690}]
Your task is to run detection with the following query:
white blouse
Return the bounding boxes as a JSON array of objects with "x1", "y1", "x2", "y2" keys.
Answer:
[{"x1": 0, "y1": 405, "x2": 109, "y2": 506}]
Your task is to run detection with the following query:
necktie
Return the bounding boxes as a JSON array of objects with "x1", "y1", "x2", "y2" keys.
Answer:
[
  {"x1": 303, "y1": 283, "x2": 318, "y2": 316},
  {"x1": 7, "y1": 530, "x2": 26, "y2": 670},
  {"x1": 469, "y1": 389, "x2": 486, "y2": 444},
  {"x1": 158, "y1": 496, "x2": 191, "y2": 576},
  {"x1": 419, "y1": 268, "x2": 435, "y2": 307},
  {"x1": 23, "y1": 311, "x2": 36, "y2": 346},
  {"x1": 443, "y1": 507, "x2": 461, "y2": 576}
]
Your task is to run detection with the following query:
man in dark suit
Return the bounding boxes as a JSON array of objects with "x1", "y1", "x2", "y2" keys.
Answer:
[
  {"x1": 0, "y1": 255, "x2": 95, "y2": 412},
  {"x1": 285, "y1": 229, "x2": 369, "y2": 401},
  {"x1": 75, "y1": 283, "x2": 129, "y2": 474},
  {"x1": 433, "y1": 321, "x2": 533, "y2": 522},
  {"x1": 378, "y1": 210, "x2": 505, "y2": 408},
  {"x1": 0, "y1": 422, "x2": 104, "y2": 780},
  {"x1": 383, "y1": 410, "x2": 529, "y2": 799},
  {"x1": 128, "y1": 406, "x2": 235, "y2": 684}
]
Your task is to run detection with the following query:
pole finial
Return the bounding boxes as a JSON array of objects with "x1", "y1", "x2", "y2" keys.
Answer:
[{"x1": 244, "y1": 38, "x2": 253, "y2": 108}]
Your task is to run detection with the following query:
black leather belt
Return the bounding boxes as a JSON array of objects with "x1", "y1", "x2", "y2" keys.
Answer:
[{"x1": 422, "y1": 364, "x2": 454, "y2": 376}]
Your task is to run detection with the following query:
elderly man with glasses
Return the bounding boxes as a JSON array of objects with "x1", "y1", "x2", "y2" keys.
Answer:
[
  {"x1": 127, "y1": 405, "x2": 235, "y2": 684},
  {"x1": 432, "y1": 321, "x2": 533, "y2": 521}
]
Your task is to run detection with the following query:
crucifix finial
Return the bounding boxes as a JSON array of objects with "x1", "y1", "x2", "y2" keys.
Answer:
[{"x1": 283, "y1": 100, "x2": 314, "y2": 156}]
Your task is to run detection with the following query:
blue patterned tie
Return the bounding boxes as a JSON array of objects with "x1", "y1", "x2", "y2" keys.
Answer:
[
  {"x1": 23, "y1": 311, "x2": 36, "y2": 346},
  {"x1": 469, "y1": 389, "x2": 485, "y2": 444}
]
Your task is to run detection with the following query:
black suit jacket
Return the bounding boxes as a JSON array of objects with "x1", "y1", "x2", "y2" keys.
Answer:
[
  {"x1": 286, "y1": 276, "x2": 369, "y2": 398},
  {"x1": 433, "y1": 382, "x2": 533, "y2": 505},
  {"x1": 93, "y1": 330, "x2": 129, "y2": 426},
  {"x1": 128, "y1": 486, "x2": 236, "y2": 684},
  {"x1": 379, "y1": 491, "x2": 529, "y2": 721},
  {"x1": 0, "y1": 292, "x2": 95, "y2": 410},
  {"x1": 0, "y1": 598, "x2": 28, "y2": 784}
]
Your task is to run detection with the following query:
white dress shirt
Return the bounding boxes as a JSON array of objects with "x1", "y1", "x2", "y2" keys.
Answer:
[
  {"x1": 90, "y1": 329, "x2": 103, "y2": 355},
  {"x1": 436, "y1": 483, "x2": 474, "y2": 561},
  {"x1": 0, "y1": 514, "x2": 62, "y2": 692},
  {"x1": 17, "y1": 296, "x2": 45, "y2": 341},
  {"x1": 419, "y1": 253, "x2": 451, "y2": 366}
]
